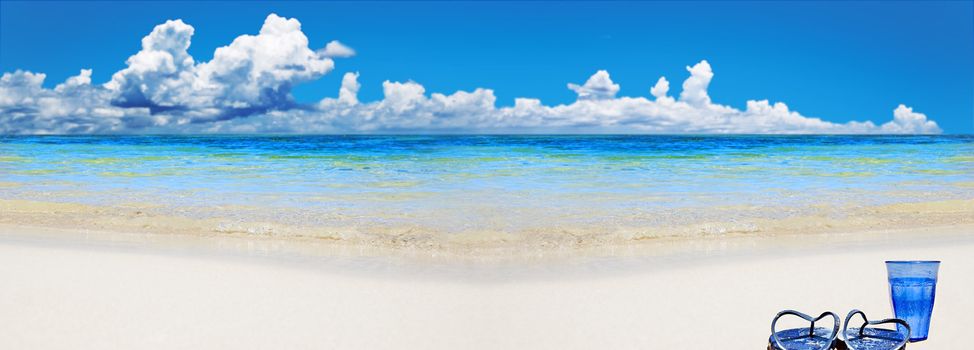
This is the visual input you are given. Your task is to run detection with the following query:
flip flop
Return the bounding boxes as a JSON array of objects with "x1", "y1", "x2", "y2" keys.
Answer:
[
  {"x1": 769, "y1": 310, "x2": 840, "y2": 350},
  {"x1": 841, "y1": 310, "x2": 910, "y2": 350}
]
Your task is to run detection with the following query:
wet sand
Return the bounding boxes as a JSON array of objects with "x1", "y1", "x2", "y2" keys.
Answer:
[{"x1": 1, "y1": 197, "x2": 972, "y2": 260}]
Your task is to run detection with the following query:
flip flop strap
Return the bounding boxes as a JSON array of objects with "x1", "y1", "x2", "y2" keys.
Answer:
[{"x1": 771, "y1": 310, "x2": 840, "y2": 350}]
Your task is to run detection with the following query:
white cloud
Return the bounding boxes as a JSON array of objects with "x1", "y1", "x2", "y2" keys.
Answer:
[
  {"x1": 319, "y1": 40, "x2": 356, "y2": 58},
  {"x1": 106, "y1": 13, "x2": 334, "y2": 123},
  {"x1": 222, "y1": 59, "x2": 894, "y2": 134},
  {"x1": 337, "y1": 72, "x2": 361, "y2": 105},
  {"x1": 882, "y1": 104, "x2": 942, "y2": 134},
  {"x1": 0, "y1": 70, "x2": 152, "y2": 134},
  {"x1": 650, "y1": 77, "x2": 670, "y2": 100},
  {"x1": 194, "y1": 14, "x2": 334, "y2": 116},
  {"x1": 567, "y1": 70, "x2": 620, "y2": 100},
  {"x1": 55, "y1": 69, "x2": 93, "y2": 92},
  {"x1": 201, "y1": 65, "x2": 940, "y2": 135},
  {"x1": 679, "y1": 60, "x2": 713, "y2": 106},
  {"x1": 0, "y1": 70, "x2": 45, "y2": 107},
  {"x1": 106, "y1": 19, "x2": 197, "y2": 110},
  {"x1": 0, "y1": 14, "x2": 944, "y2": 135}
]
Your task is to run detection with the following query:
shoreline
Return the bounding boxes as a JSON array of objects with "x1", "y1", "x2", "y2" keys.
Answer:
[{"x1": 1, "y1": 197, "x2": 972, "y2": 262}]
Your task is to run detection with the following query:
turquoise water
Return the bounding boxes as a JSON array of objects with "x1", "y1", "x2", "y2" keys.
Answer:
[{"x1": 1, "y1": 135, "x2": 972, "y2": 233}]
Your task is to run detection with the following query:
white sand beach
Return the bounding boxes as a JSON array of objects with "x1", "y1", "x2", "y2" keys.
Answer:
[{"x1": 1, "y1": 224, "x2": 971, "y2": 349}]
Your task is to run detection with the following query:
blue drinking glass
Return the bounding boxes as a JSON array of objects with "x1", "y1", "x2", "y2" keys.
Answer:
[{"x1": 886, "y1": 260, "x2": 940, "y2": 342}]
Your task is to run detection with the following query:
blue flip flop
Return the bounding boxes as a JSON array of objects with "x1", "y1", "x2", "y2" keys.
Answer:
[
  {"x1": 841, "y1": 310, "x2": 910, "y2": 350},
  {"x1": 769, "y1": 310, "x2": 840, "y2": 350}
]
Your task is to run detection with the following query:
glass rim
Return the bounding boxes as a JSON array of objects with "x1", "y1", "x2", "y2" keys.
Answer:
[{"x1": 885, "y1": 260, "x2": 941, "y2": 264}]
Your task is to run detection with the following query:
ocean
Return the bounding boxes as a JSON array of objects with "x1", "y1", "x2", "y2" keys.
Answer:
[{"x1": 1, "y1": 135, "x2": 972, "y2": 238}]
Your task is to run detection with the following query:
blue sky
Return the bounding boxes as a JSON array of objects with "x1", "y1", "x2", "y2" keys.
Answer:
[{"x1": 0, "y1": 1, "x2": 971, "y2": 134}]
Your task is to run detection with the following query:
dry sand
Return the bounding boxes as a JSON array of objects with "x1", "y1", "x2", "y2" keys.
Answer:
[{"x1": 1, "y1": 223, "x2": 972, "y2": 349}]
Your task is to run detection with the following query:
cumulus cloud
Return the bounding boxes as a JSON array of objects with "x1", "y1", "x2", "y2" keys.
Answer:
[
  {"x1": 204, "y1": 65, "x2": 941, "y2": 135},
  {"x1": 0, "y1": 70, "x2": 45, "y2": 107},
  {"x1": 0, "y1": 70, "x2": 151, "y2": 134},
  {"x1": 319, "y1": 40, "x2": 356, "y2": 58},
  {"x1": 567, "y1": 70, "x2": 620, "y2": 100},
  {"x1": 0, "y1": 14, "x2": 943, "y2": 135},
  {"x1": 337, "y1": 72, "x2": 361, "y2": 105},
  {"x1": 881, "y1": 105, "x2": 942, "y2": 134},
  {"x1": 105, "y1": 13, "x2": 335, "y2": 124},
  {"x1": 680, "y1": 60, "x2": 713, "y2": 106},
  {"x1": 650, "y1": 77, "x2": 670, "y2": 100},
  {"x1": 105, "y1": 19, "x2": 196, "y2": 110},
  {"x1": 214, "y1": 73, "x2": 502, "y2": 133}
]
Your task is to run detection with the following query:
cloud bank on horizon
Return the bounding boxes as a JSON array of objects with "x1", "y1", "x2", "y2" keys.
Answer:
[{"x1": 0, "y1": 14, "x2": 941, "y2": 134}]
